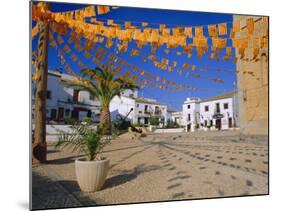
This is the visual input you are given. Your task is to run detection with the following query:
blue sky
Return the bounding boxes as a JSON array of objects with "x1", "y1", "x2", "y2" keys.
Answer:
[{"x1": 32, "y1": 2, "x2": 237, "y2": 111}]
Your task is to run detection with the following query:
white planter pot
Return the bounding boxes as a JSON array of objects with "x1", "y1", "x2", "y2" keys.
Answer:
[{"x1": 75, "y1": 158, "x2": 110, "y2": 192}]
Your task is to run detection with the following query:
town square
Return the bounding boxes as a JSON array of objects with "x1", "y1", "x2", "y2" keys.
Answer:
[{"x1": 30, "y1": 1, "x2": 268, "y2": 210}]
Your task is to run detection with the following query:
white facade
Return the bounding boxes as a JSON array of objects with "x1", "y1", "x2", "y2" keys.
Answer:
[
  {"x1": 32, "y1": 70, "x2": 100, "y2": 123},
  {"x1": 182, "y1": 92, "x2": 237, "y2": 132},
  {"x1": 110, "y1": 91, "x2": 168, "y2": 127},
  {"x1": 182, "y1": 97, "x2": 201, "y2": 132},
  {"x1": 170, "y1": 112, "x2": 183, "y2": 125}
]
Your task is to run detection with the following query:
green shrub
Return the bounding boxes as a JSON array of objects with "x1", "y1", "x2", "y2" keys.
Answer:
[
  {"x1": 149, "y1": 117, "x2": 159, "y2": 126},
  {"x1": 65, "y1": 117, "x2": 76, "y2": 125},
  {"x1": 132, "y1": 123, "x2": 145, "y2": 127},
  {"x1": 81, "y1": 117, "x2": 93, "y2": 125},
  {"x1": 165, "y1": 119, "x2": 180, "y2": 128},
  {"x1": 56, "y1": 124, "x2": 109, "y2": 161}
]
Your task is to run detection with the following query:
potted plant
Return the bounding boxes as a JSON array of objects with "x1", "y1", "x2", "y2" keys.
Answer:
[{"x1": 56, "y1": 124, "x2": 110, "y2": 192}]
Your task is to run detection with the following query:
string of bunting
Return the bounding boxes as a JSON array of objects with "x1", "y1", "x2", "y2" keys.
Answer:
[
  {"x1": 51, "y1": 23, "x2": 261, "y2": 88},
  {"x1": 51, "y1": 29, "x2": 210, "y2": 91},
  {"x1": 32, "y1": 3, "x2": 268, "y2": 62}
]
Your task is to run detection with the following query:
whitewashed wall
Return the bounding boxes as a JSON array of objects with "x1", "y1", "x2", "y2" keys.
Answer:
[
  {"x1": 110, "y1": 96, "x2": 136, "y2": 122},
  {"x1": 200, "y1": 98, "x2": 234, "y2": 130},
  {"x1": 182, "y1": 98, "x2": 201, "y2": 131}
]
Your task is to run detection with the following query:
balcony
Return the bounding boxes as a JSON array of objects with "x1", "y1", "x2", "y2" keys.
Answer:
[
  {"x1": 154, "y1": 110, "x2": 162, "y2": 116},
  {"x1": 144, "y1": 110, "x2": 151, "y2": 115},
  {"x1": 212, "y1": 109, "x2": 224, "y2": 119}
]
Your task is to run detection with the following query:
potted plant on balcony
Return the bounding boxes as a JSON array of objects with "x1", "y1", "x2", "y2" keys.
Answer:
[{"x1": 55, "y1": 123, "x2": 110, "y2": 192}]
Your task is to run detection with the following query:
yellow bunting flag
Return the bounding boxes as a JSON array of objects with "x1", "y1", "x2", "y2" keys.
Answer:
[
  {"x1": 125, "y1": 21, "x2": 131, "y2": 28},
  {"x1": 184, "y1": 27, "x2": 193, "y2": 38},
  {"x1": 229, "y1": 29, "x2": 235, "y2": 39},
  {"x1": 192, "y1": 65, "x2": 196, "y2": 71},
  {"x1": 218, "y1": 23, "x2": 227, "y2": 35},
  {"x1": 208, "y1": 24, "x2": 218, "y2": 37},
  {"x1": 253, "y1": 48, "x2": 260, "y2": 59},
  {"x1": 246, "y1": 18, "x2": 254, "y2": 35},
  {"x1": 238, "y1": 48, "x2": 245, "y2": 59},
  {"x1": 253, "y1": 37, "x2": 260, "y2": 49},
  {"x1": 226, "y1": 47, "x2": 232, "y2": 57},
  {"x1": 97, "y1": 6, "x2": 110, "y2": 15},
  {"x1": 57, "y1": 34, "x2": 64, "y2": 44},
  {"x1": 195, "y1": 26, "x2": 204, "y2": 37},
  {"x1": 142, "y1": 22, "x2": 148, "y2": 27},
  {"x1": 63, "y1": 45, "x2": 71, "y2": 53},
  {"x1": 162, "y1": 28, "x2": 170, "y2": 37},
  {"x1": 159, "y1": 24, "x2": 166, "y2": 32},
  {"x1": 233, "y1": 20, "x2": 241, "y2": 33},
  {"x1": 151, "y1": 47, "x2": 157, "y2": 53},
  {"x1": 107, "y1": 19, "x2": 114, "y2": 25},
  {"x1": 260, "y1": 36, "x2": 268, "y2": 49},
  {"x1": 262, "y1": 16, "x2": 268, "y2": 23},
  {"x1": 106, "y1": 38, "x2": 113, "y2": 48},
  {"x1": 193, "y1": 37, "x2": 207, "y2": 47},
  {"x1": 84, "y1": 51, "x2": 91, "y2": 58}
]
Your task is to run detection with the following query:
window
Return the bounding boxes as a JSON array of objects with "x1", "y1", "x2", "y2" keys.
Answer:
[
  {"x1": 87, "y1": 110, "x2": 92, "y2": 118},
  {"x1": 46, "y1": 90, "x2": 52, "y2": 99},
  {"x1": 204, "y1": 105, "x2": 209, "y2": 112},
  {"x1": 204, "y1": 120, "x2": 207, "y2": 127},
  {"x1": 210, "y1": 120, "x2": 213, "y2": 127},
  {"x1": 73, "y1": 90, "x2": 79, "y2": 103},
  {"x1": 224, "y1": 103, "x2": 229, "y2": 109},
  {"x1": 65, "y1": 109, "x2": 70, "y2": 117},
  {"x1": 50, "y1": 109, "x2": 57, "y2": 120},
  {"x1": 144, "y1": 105, "x2": 148, "y2": 112},
  {"x1": 187, "y1": 105, "x2": 191, "y2": 109},
  {"x1": 188, "y1": 114, "x2": 191, "y2": 121},
  {"x1": 215, "y1": 103, "x2": 220, "y2": 113},
  {"x1": 136, "y1": 104, "x2": 139, "y2": 107},
  {"x1": 89, "y1": 95, "x2": 95, "y2": 101},
  {"x1": 139, "y1": 111, "x2": 142, "y2": 114},
  {"x1": 58, "y1": 107, "x2": 64, "y2": 121}
]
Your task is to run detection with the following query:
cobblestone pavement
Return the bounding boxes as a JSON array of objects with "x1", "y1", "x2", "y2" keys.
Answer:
[{"x1": 32, "y1": 131, "x2": 268, "y2": 209}]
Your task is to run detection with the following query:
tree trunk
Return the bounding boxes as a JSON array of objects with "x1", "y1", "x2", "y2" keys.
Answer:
[
  {"x1": 100, "y1": 105, "x2": 112, "y2": 135},
  {"x1": 32, "y1": 2, "x2": 50, "y2": 164}
]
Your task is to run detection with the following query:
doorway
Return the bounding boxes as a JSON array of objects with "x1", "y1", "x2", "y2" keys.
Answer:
[
  {"x1": 50, "y1": 109, "x2": 57, "y2": 120},
  {"x1": 187, "y1": 124, "x2": 191, "y2": 132},
  {"x1": 215, "y1": 119, "x2": 222, "y2": 130},
  {"x1": 71, "y1": 110, "x2": 79, "y2": 121},
  {"x1": 58, "y1": 107, "x2": 64, "y2": 121},
  {"x1": 228, "y1": 117, "x2": 232, "y2": 128}
]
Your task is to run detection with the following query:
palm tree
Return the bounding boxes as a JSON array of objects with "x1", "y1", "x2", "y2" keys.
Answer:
[
  {"x1": 64, "y1": 66, "x2": 139, "y2": 135},
  {"x1": 32, "y1": 2, "x2": 50, "y2": 164}
]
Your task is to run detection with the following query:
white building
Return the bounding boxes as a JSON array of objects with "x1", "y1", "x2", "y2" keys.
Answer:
[
  {"x1": 32, "y1": 70, "x2": 101, "y2": 123},
  {"x1": 32, "y1": 70, "x2": 168, "y2": 126},
  {"x1": 182, "y1": 92, "x2": 238, "y2": 132},
  {"x1": 110, "y1": 90, "x2": 168, "y2": 127},
  {"x1": 170, "y1": 111, "x2": 183, "y2": 125}
]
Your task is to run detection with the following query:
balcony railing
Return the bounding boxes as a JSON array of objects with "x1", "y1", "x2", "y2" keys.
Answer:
[{"x1": 154, "y1": 110, "x2": 162, "y2": 116}]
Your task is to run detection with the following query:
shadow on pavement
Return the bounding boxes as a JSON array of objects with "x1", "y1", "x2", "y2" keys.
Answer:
[{"x1": 103, "y1": 163, "x2": 161, "y2": 190}]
